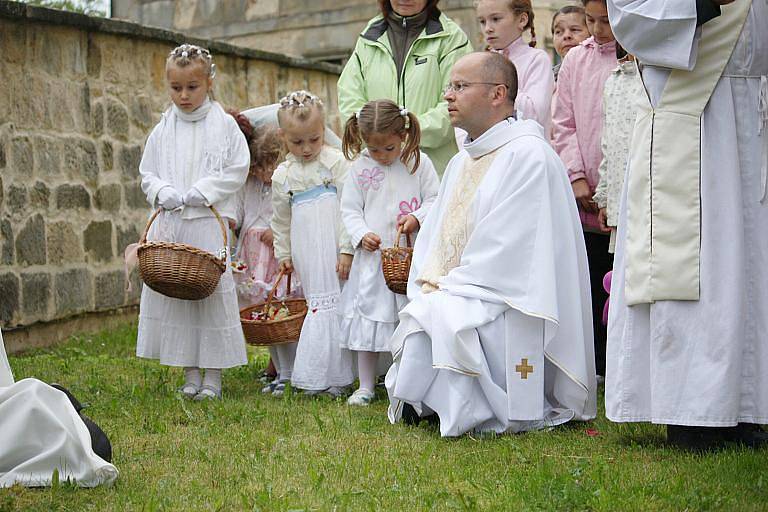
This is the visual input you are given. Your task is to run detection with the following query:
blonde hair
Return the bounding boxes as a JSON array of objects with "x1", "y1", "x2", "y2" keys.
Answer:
[
  {"x1": 342, "y1": 99, "x2": 421, "y2": 173},
  {"x1": 476, "y1": 0, "x2": 538, "y2": 48},
  {"x1": 276, "y1": 90, "x2": 325, "y2": 128},
  {"x1": 249, "y1": 125, "x2": 284, "y2": 176}
]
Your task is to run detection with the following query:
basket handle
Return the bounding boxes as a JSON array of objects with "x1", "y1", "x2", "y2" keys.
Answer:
[
  {"x1": 139, "y1": 205, "x2": 228, "y2": 262},
  {"x1": 264, "y1": 269, "x2": 291, "y2": 311},
  {"x1": 393, "y1": 225, "x2": 412, "y2": 249}
]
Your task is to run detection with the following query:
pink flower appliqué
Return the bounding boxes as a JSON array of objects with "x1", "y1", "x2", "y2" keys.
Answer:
[
  {"x1": 357, "y1": 167, "x2": 385, "y2": 191},
  {"x1": 398, "y1": 197, "x2": 420, "y2": 222}
]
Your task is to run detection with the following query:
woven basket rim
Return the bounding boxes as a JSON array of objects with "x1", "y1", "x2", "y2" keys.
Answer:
[{"x1": 240, "y1": 299, "x2": 307, "y2": 326}]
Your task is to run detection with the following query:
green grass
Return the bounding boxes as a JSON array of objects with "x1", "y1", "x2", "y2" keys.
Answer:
[{"x1": 2, "y1": 323, "x2": 767, "y2": 511}]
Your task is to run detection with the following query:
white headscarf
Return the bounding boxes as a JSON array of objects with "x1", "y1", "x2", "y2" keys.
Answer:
[{"x1": 240, "y1": 103, "x2": 342, "y2": 148}]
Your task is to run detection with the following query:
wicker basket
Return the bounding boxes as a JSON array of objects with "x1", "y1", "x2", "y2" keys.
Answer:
[
  {"x1": 240, "y1": 270, "x2": 307, "y2": 346},
  {"x1": 381, "y1": 226, "x2": 412, "y2": 295},
  {"x1": 137, "y1": 206, "x2": 227, "y2": 301}
]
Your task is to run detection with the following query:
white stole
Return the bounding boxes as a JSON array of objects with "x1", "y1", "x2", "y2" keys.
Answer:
[{"x1": 625, "y1": 2, "x2": 752, "y2": 304}]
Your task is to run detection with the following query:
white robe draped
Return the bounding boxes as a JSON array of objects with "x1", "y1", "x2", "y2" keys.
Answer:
[
  {"x1": 606, "y1": 1, "x2": 768, "y2": 425},
  {"x1": 0, "y1": 330, "x2": 118, "y2": 488},
  {"x1": 386, "y1": 119, "x2": 596, "y2": 437}
]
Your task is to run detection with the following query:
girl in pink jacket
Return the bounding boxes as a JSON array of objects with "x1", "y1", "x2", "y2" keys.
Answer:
[
  {"x1": 476, "y1": 0, "x2": 554, "y2": 133},
  {"x1": 551, "y1": 0, "x2": 618, "y2": 380}
]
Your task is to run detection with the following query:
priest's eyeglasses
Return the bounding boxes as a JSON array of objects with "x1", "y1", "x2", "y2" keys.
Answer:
[{"x1": 443, "y1": 82, "x2": 508, "y2": 95}]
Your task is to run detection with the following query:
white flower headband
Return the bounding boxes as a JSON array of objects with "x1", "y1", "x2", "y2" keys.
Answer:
[
  {"x1": 168, "y1": 43, "x2": 216, "y2": 78},
  {"x1": 279, "y1": 90, "x2": 323, "y2": 109}
]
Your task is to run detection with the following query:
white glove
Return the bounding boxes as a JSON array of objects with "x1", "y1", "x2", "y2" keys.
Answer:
[
  {"x1": 183, "y1": 187, "x2": 209, "y2": 207},
  {"x1": 156, "y1": 186, "x2": 183, "y2": 210}
]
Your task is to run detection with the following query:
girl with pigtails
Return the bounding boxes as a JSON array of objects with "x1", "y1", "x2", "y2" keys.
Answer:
[
  {"x1": 271, "y1": 90, "x2": 355, "y2": 397},
  {"x1": 339, "y1": 99, "x2": 439, "y2": 406},
  {"x1": 137, "y1": 44, "x2": 250, "y2": 401}
]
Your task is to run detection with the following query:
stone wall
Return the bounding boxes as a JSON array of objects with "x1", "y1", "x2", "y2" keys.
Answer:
[
  {"x1": 0, "y1": 1, "x2": 341, "y2": 341},
  {"x1": 111, "y1": 0, "x2": 572, "y2": 64}
]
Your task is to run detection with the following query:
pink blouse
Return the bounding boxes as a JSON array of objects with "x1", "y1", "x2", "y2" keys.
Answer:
[
  {"x1": 497, "y1": 37, "x2": 554, "y2": 134},
  {"x1": 552, "y1": 36, "x2": 617, "y2": 230}
]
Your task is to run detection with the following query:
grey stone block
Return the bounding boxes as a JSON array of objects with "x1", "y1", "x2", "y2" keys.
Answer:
[
  {"x1": 101, "y1": 140, "x2": 113, "y2": 171},
  {"x1": 130, "y1": 95, "x2": 154, "y2": 128},
  {"x1": 54, "y1": 268, "x2": 92, "y2": 316},
  {"x1": 56, "y1": 183, "x2": 91, "y2": 210},
  {"x1": 117, "y1": 223, "x2": 140, "y2": 255},
  {"x1": 124, "y1": 181, "x2": 147, "y2": 209},
  {"x1": 30, "y1": 181, "x2": 50, "y2": 209},
  {"x1": 95, "y1": 183, "x2": 122, "y2": 211},
  {"x1": 47, "y1": 221, "x2": 82, "y2": 265},
  {"x1": 7, "y1": 184, "x2": 26, "y2": 211},
  {"x1": 34, "y1": 136, "x2": 61, "y2": 176},
  {"x1": 95, "y1": 270, "x2": 125, "y2": 310},
  {"x1": 1, "y1": 219, "x2": 13, "y2": 265},
  {"x1": 10, "y1": 136, "x2": 32, "y2": 176},
  {"x1": 63, "y1": 138, "x2": 99, "y2": 184},
  {"x1": 0, "y1": 273, "x2": 20, "y2": 324},
  {"x1": 16, "y1": 214, "x2": 46, "y2": 266},
  {"x1": 118, "y1": 144, "x2": 142, "y2": 180},
  {"x1": 87, "y1": 35, "x2": 101, "y2": 77},
  {"x1": 91, "y1": 100, "x2": 104, "y2": 137},
  {"x1": 106, "y1": 98, "x2": 130, "y2": 140},
  {"x1": 22, "y1": 272, "x2": 50, "y2": 317},
  {"x1": 83, "y1": 220, "x2": 112, "y2": 262}
]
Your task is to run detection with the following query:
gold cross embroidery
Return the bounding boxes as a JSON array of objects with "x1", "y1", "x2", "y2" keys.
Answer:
[{"x1": 515, "y1": 358, "x2": 534, "y2": 379}]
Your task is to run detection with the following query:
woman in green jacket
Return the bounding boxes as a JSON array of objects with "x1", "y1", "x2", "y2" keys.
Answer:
[{"x1": 337, "y1": 0, "x2": 472, "y2": 175}]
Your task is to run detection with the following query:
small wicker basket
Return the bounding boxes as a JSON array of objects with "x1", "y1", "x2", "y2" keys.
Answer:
[
  {"x1": 137, "y1": 206, "x2": 227, "y2": 301},
  {"x1": 381, "y1": 226, "x2": 412, "y2": 295},
  {"x1": 240, "y1": 270, "x2": 307, "y2": 346}
]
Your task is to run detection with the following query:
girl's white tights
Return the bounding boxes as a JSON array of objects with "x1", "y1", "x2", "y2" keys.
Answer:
[
  {"x1": 269, "y1": 342, "x2": 298, "y2": 382},
  {"x1": 184, "y1": 367, "x2": 221, "y2": 392},
  {"x1": 184, "y1": 367, "x2": 202, "y2": 388},
  {"x1": 357, "y1": 351, "x2": 379, "y2": 393},
  {"x1": 202, "y1": 368, "x2": 222, "y2": 392}
]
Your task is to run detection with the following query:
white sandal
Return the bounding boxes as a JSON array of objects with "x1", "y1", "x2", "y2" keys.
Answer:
[{"x1": 178, "y1": 383, "x2": 200, "y2": 399}]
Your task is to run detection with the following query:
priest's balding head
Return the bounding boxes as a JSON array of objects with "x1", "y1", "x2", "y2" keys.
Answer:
[{"x1": 444, "y1": 52, "x2": 518, "y2": 140}]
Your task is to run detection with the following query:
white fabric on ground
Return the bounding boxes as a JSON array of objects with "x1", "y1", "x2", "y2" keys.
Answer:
[{"x1": 0, "y1": 333, "x2": 118, "y2": 488}]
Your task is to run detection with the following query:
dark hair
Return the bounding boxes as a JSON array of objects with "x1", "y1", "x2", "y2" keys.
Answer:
[
  {"x1": 482, "y1": 52, "x2": 518, "y2": 105},
  {"x1": 227, "y1": 109, "x2": 254, "y2": 142},
  {"x1": 378, "y1": 0, "x2": 440, "y2": 17},
  {"x1": 342, "y1": 99, "x2": 421, "y2": 173},
  {"x1": 551, "y1": 5, "x2": 586, "y2": 33}
]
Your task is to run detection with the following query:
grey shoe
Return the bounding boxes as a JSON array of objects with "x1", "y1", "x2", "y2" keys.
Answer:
[
  {"x1": 178, "y1": 383, "x2": 200, "y2": 399},
  {"x1": 193, "y1": 384, "x2": 222, "y2": 401}
]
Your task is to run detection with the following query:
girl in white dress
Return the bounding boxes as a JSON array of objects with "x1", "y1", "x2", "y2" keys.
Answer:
[
  {"x1": 339, "y1": 99, "x2": 440, "y2": 406},
  {"x1": 231, "y1": 119, "x2": 302, "y2": 397},
  {"x1": 137, "y1": 44, "x2": 250, "y2": 400},
  {"x1": 271, "y1": 91, "x2": 355, "y2": 396}
]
